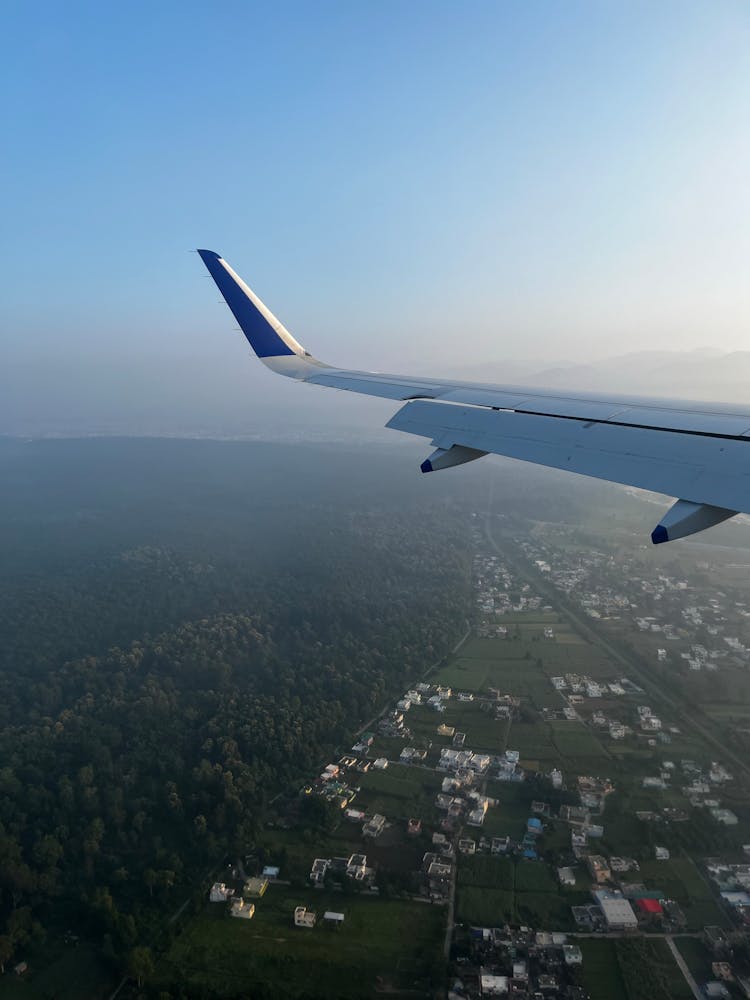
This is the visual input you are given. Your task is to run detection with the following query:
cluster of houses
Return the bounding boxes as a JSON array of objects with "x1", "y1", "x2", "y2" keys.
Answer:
[
  {"x1": 309, "y1": 853, "x2": 373, "y2": 887},
  {"x1": 473, "y1": 550, "x2": 548, "y2": 632},
  {"x1": 634, "y1": 757, "x2": 737, "y2": 824},
  {"x1": 208, "y1": 870, "x2": 278, "y2": 921},
  {"x1": 461, "y1": 925, "x2": 584, "y2": 1000},
  {"x1": 519, "y1": 537, "x2": 750, "y2": 679}
]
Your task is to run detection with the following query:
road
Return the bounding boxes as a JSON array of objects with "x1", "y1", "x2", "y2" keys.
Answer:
[
  {"x1": 665, "y1": 936, "x2": 703, "y2": 1000},
  {"x1": 355, "y1": 622, "x2": 471, "y2": 739}
]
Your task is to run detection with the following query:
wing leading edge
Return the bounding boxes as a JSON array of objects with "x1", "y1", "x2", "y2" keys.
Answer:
[{"x1": 197, "y1": 249, "x2": 750, "y2": 544}]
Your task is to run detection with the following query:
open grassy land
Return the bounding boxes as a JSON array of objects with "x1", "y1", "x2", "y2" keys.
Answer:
[
  {"x1": 646, "y1": 939, "x2": 694, "y2": 1000},
  {"x1": 675, "y1": 936, "x2": 715, "y2": 984},
  {"x1": 0, "y1": 943, "x2": 113, "y2": 1000},
  {"x1": 455, "y1": 855, "x2": 588, "y2": 930},
  {"x1": 355, "y1": 762, "x2": 442, "y2": 825},
  {"x1": 579, "y1": 939, "x2": 628, "y2": 1000},
  {"x1": 160, "y1": 885, "x2": 444, "y2": 999}
]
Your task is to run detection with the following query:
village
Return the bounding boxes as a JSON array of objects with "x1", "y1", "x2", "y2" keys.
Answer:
[{"x1": 189, "y1": 530, "x2": 750, "y2": 999}]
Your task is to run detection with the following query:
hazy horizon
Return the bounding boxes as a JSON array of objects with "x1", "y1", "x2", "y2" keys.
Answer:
[{"x1": 2, "y1": 1, "x2": 750, "y2": 442}]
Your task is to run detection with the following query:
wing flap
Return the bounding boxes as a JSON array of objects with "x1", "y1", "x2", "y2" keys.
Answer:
[{"x1": 386, "y1": 400, "x2": 750, "y2": 514}]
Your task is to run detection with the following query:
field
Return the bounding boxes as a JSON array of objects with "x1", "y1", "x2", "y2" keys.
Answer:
[
  {"x1": 161, "y1": 885, "x2": 445, "y2": 998},
  {"x1": 579, "y1": 939, "x2": 628, "y2": 1000},
  {"x1": 0, "y1": 944, "x2": 112, "y2": 1000},
  {"x1": 675, "y1": 936, "x2": 715, "y2": 984},
  {"x1": 454, "y1": 855, "x2": 587, "y2": 930}
]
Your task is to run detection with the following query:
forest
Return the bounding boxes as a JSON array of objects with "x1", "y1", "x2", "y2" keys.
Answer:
[{"x1": 0, "y1": 437, "x2": 475, "y2": 985}]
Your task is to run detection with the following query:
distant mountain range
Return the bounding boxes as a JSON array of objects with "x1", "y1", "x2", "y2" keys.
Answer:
[{"x1": 444, "y1": 348, "x2": 750, "y2": 403}]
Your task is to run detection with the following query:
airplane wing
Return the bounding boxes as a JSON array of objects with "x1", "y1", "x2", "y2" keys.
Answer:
[{"x1": 197, "y1": 249, "x2": 750, "y2": 544}]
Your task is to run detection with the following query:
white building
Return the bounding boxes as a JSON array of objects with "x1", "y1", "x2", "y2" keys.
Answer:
[
  {"x1": 596, "y1": 894, "x2": 637, "y2": 931},
  {"x1": 230, "y1": 899, "x2": 255, "y2": 920},
  {"x1": 294, "y1": 906, "x2": 316, "y2": 928}
]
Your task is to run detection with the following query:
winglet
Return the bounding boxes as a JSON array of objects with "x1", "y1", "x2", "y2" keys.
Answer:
[{"x1": 197, "y1": 250, "x2": 321, "y2": 376}]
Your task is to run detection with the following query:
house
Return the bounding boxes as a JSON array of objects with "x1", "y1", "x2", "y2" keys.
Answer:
[
  {"x1": 563, "y1": 944, "x2": 583, "y2": 965},
  {"x1": 550, "y1": 767, "x2": 563, "y2": 789},
  {"x1": 262, "y1": 866, "x2": 280, "y2": 879},
  {"x1": 655, "y1": 846, "x2": 670, "y2": 861},
  {"x1": 469, "y1": 753, "x2": 491, "y2": 772},
  {"x1": 526, "y1": 817, "x2": 543, "y2": 836},
  {"x1": 294, "y1": 906, "x2": 316, "y2": 928},
  {"x1": 480, "y1": 973, "x2": 509, "y2": 995},
  {"x1": 511, "y1": 959, "x2": 528, "y2": 981},
  {"x1": 468, "y1": 808, "x2": 486, "y2": 827},
  {"x1": 323, "y1": 911, "x2": 345, "y2": 927},
  {"x1": 13, "y1": 963, "x2": 28, "y2": 976},
  {"x1": 230, "y1": 899, "x2": 255, "y2": 920},
  {"x1": 243, "y1": 877, "x2": 268, "y2": 898},
  {"x1": 437, "y1": 724, "x2": 455, "y2": 737},
  {"x1": 558, "y1": 866, "x2": 577, "y2": 887},
  {"x1": 453, "y1": 732, "x2": 466, "y2": 747},
  {"x1": 363, "y1": 813, "x2": 386, "y2": 837},
  {"x1": 345, "y1": 808, "x2": 366, "y2": 822},
  {"x1": 587, "y1": 856, "x2": 611, "y2": 884},
  {"x1": 372, "y1": 758, "x2": 389, "y2": 770},
  {"x1": 711, "y1": 808, "x2": 739, "y2": 826},
  {"x1": 428, "y1": 860, "x2": 452, "y2": 880},
  {"x1": 346, "y1": 854, "x2": 367, "y2": 879},
  {"x1": 407, "y1": 818, "x2": 422, "y2": 835},
  {"x1": 209, "y1": 882, "x2": 232, "y2": 902},
  {"x1": 310, "y1": 858, "x2": 330, "y2": 883},
  {"x1": 458, "y1": 838, "x2": 476, "y2": 855}
]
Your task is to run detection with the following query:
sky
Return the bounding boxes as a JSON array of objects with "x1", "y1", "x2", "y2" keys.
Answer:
[{"x1": 2, "y1": 1, "x2": 750, "y2": 436}]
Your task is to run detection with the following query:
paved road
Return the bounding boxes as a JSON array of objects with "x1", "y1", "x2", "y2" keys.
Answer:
[{"x1": 666, "y1": 936, "x2": 703, "y2": 1000}]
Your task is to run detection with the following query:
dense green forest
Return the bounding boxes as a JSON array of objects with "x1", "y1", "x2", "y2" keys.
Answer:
[{"x1": 0, "y1": 438, "x2": 474, "y2": 983}]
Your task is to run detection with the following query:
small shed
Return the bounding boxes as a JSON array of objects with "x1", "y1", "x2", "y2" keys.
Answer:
[{"x1": 323, "y1": 911, "x2": 345, "y2": 929}]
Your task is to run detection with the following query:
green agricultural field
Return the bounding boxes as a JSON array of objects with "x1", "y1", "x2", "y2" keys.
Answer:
[
  {"x1": 579, "y1": 939, "x2": 628, "y2": 1000},
  {"x1": 494, "y1": 612, "x2": 561, "y2": 624},
  {"x1": 549, "y1": 722, "x2": 609, "y2": 759},
  {"x1": 507, "y1": 721, "x2": 558, "y2": 760},
  {"x1": 358, "y1": 763, "x2": 439, "y2": 799},
  {"x1": 161, "y1": 887, "x2": 445, "y2": 998},
  {"x1": 675, "y1": 937, "x2": 714, "y2": 984},
  {"x1": 456, "y1": 886, "x2": 515, "y2": 926},
  {"x1": 435, "y1": 657, "x2": 492, "y2": 692},
  {"x1": 514, "y1": 890, "x2": 572, "y2": 928},
  {"x1": 514, "y1": 861, "x2": 558, "y2": 893},
  {"x1": 458, "y1": 856, "x2": 514, "y2": 890},
  {"x1": 645, "y1": 940, "x2": 694, "y2": 1000}
]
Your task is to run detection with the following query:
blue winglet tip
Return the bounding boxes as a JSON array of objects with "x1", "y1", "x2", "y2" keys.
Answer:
[
  {"x1": 420, "y1": 459, "x2": 433, "y2": 474},
  {"x1": 651, "y1": 524, "x2": 669, "y2": 545},
  {"x1": 196, "y1": 248, "x2": 220, "y2": 261}
]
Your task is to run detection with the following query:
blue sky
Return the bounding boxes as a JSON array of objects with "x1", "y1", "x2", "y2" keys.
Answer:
[{"x1": 2, "y1": 1, "x2": 749, "y2": 433}]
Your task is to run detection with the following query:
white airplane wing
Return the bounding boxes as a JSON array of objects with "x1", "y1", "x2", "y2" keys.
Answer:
[{"x1": 198, "y1": 249, "x2": 750, "y2": 544}]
